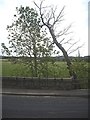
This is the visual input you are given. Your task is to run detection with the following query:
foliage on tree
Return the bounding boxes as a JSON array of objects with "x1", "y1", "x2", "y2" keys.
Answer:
[{"x1": 1, "y1": 6, "x2": 54, "y2": 77}]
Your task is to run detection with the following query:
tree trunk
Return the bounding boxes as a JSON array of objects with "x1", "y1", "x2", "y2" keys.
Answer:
[
  {"x1": 48, "y1": 27, "x2": 77, "y2": 78},
  {"x1": 33, "y1": 37, "x2": 38, "y2": 77},
  {"x1": 33, "y1": 53, "x2": 38, "y2": 77}
]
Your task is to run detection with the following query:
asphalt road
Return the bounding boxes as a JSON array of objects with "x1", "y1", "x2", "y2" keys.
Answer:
[{"x1": 2, "y1": 95, "x2": 88, "y2": 118}]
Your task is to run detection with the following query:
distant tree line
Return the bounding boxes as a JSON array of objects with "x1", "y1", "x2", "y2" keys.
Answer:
[{"x1": 1, "y1": 55, "x2": 90, "y2": 62}]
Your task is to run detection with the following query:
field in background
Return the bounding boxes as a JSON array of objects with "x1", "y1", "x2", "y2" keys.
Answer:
[
  {"x1": 2, "y1": 59, "x2": 69, "y2": 78},
  {"x1": 1, "y1": 59, "x2": 89, "y2": 78}
]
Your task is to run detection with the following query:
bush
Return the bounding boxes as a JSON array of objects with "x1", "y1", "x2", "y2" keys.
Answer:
[{"x1": 72, "y1": 58, "x2": 88, "y2": 88}]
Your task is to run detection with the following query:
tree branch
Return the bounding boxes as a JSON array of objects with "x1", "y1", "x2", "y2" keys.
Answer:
[
  {"x1": 52, "y1": 6, "x2": 65, "y2": 27},
  {"x1": 68, "y1": 44, "x2": 84, "y2": 55},
  {"x1": 67, "y1": 40, "x2": 79, "y2": 52},
  {"x1": 56, "y1": 24, "x2": 72, "y2": 38},
  {"x1": 61, "y1": 38, "x2": 73, "y2": 44}
]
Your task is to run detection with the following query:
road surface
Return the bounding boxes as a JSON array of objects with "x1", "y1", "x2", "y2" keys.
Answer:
[{"x1": 2, "y1": 95, "x2": 88, "y2": 118}]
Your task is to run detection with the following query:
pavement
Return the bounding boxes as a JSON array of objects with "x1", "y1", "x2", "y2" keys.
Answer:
[{"x1": 1, "y1": 88, "x2": 89, "y2": 97}]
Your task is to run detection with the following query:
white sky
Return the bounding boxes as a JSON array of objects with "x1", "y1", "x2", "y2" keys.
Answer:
[{"x1": 0, "y1": 0, "x2": 89, "y2": 56}]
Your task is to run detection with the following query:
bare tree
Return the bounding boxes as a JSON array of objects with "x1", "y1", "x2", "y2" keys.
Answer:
[{"x1": 34, "y1": 0, "x2": 82, "y2": 79}]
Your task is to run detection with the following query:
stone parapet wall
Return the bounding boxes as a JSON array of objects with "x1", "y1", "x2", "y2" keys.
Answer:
[{"x1": 1, "y1": 77, "x2": 80, "y2": 90}]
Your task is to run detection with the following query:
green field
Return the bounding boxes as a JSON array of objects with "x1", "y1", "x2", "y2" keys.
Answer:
[
  {"x1": 1, "y1": 59, "x2": 89, "y2": 79},
  {"x1": 2, "y1": 59, "x2": 70, "y2": 78}
]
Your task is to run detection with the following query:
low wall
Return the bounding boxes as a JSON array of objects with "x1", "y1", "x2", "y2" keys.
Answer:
[{"x1": 2, "y1": 77, "x2": 80, "y2": 90}]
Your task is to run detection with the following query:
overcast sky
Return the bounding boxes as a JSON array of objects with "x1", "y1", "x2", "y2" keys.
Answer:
[{"x1": 0, "y1": 0, "x2": 89, "y2": 56}]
